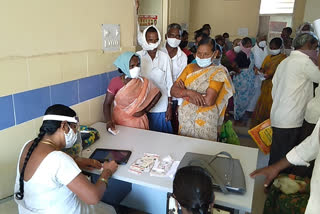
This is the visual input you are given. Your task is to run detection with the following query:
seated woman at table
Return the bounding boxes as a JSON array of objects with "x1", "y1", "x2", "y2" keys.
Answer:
[
  {"x1": 172, "y1": 166, "x2": 215, "y2": 214},
  {"x1": 14, "y1": 104, "x2": 118, "y2": 213},
  {"x1": 103, "y1": 52, "x2": 161, "y2": 131},
  {"x1": 170, "y1": 37, "x2": 234, "y2": 141}
]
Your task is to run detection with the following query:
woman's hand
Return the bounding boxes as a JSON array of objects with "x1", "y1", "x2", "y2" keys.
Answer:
[
  {"x1": 187, "y1": 90, "x2": 206, "y2": 106},
  {"x1": 176, "y1": 80, "x2": 185, "y2": 89},
  {"x1": 166, "y1": 104, "x2": 172, "y2": 121},
  {"x1": 75, "y1": 157, "x2": 102, "y2": 170},
  {"x1": 103, "y1": 160, "x2": 118, "y2": 174},
  {"x1": 106, "y1": 121, "x2": 115, "y2": 130},
  {"x1": 133, "y1": 110, "x2": 146, "y2": 117}
]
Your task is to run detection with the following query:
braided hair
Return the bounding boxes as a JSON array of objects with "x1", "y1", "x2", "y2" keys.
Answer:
[
  {"x1": 173, "y1": 166, "x2": 215, "y2": 214},
  {"x1": 15, "y1": 104, "x2": 76, "y2": 200}
]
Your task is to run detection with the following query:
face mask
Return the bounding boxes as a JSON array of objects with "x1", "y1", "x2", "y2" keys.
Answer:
[
  {"x1": 167, "y1": 38, "x2": 181, "y2": 48},
  {"x1": 234, "y1": 46, "x2": 241, "y2": 53},
  {"x1": 258, "y1": 41, "x2": 267, "y2": 48},
  {"x1": 240, "y1": 43, "x2": 252, "y2": 57},
  {"x1": 142, "y1": 42, "x2": 159, "y2": 51},
  {"x1": 269, "y1": 48, "x2": 281, "y2": 56},
  {"x1": 64, "y1": 124, "x2": 77, "y2": 148},
  {"x1": 196, "y1": 55, "x2": 213, "y2": 68},
  {"x1": 129, "y1": 66, "x2": 141, "y2": 78}
]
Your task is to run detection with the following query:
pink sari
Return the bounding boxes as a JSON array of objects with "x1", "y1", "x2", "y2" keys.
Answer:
[{"x1": 113, "y1": 77, "x2": 159, "y2": 130}]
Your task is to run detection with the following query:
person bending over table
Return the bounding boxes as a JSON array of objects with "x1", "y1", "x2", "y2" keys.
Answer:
[
  {"x1": 103, "y1": 52, "x2": 161, "y2": 131},
  {"x1": 171, "y1": 37, "x2": 233, "y2": 141},
  {"x1": 14, "y1": 104, "x2": 118, "y2": 213},
  {"x1": 172, "y1": 166, "x2": 215, "y2": 214}
]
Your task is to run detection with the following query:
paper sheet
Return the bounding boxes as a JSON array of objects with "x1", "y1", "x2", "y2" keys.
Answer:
[{"x1": 237, "y1": 28, "x2": 248, "y2": 36}]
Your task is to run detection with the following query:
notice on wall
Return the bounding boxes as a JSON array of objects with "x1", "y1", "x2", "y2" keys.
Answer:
[
  {"x1": 237, "y1": 28, "x2": 248, "y2": 36},
  {"x1": 138, "y1": 15, "x2": 158, "y2": 26}
]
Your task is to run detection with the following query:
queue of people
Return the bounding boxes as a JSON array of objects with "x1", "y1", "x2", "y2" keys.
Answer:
[{"x1": 13, "y1": 19, "x2": 320, "y2": 214}]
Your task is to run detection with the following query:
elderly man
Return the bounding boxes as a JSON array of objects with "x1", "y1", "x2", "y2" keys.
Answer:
[
  {"x1": 161, "y1": 23, "x2": 187, "y2": 133},
  {"x1": 269, "y1": 33, "x2": 320, "y2": 168}
]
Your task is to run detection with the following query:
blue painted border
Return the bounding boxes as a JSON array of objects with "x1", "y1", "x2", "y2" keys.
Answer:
[{"x1": 0, "y1": 70, "x2": 120, "y2": 131}]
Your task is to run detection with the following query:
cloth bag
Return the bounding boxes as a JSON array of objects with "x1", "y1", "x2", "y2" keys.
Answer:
[{"x1": 220, "y1": 120, "x2": 240, "y2": 145}]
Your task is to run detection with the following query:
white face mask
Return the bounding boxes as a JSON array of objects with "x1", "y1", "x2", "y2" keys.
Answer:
[
  {"x1": 196, "y1": 55, "x2": 213, "y2": 68},
  {"x1": 142, "y1": 42, "x2": 159, "y2": 51},
  {"x1": 258, "y1": 41, "x2": 267, "y2": 48},
  {"x1": 64, "y1": 125, "x2": 77, "y2": 148},
  {"x1": 234, "y1": 46, "x2": 241, "y2": 53},
  {"x1": 167, "y1": 38, "x2": 181, "y2": 48},
  {"x1": 129, "y1": 66, "x2": 141, "y2": 78},
  {"x1": 269, "y1": 48, "x2": 281, "y2": 56}
]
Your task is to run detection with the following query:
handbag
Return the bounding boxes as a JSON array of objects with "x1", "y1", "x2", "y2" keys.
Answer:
[{"x1": 178, "y1": 151, "x2": 246, "y2": 194}]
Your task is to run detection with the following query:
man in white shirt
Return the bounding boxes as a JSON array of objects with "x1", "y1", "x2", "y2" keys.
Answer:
[
  {"x1": 250, "y1": 117, "x2": 320, "y2": 214},
  {"x1": 160, "y1": 23, "x2": 188, "y2": 134},
  {"x1": 269, "y1": 33, "x2": 320, "y2": 168},
  {"x1": 247, "y1": 35, "x2": 268, "y2": 113},
  {"x1": 136, "y1": 25, "x2": 174, "y2": 134}
]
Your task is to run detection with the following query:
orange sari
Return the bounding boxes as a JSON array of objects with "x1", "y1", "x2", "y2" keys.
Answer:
[{"x1": 113, "y1": 77, "x2": 159, "y2": 130}]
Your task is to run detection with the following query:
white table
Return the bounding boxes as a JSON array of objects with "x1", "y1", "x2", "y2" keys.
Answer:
[{"x1": 82, "y1": 122, "x2": 258, "y2": 214}]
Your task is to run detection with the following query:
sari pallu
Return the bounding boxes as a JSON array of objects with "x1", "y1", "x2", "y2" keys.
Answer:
[
  {"x1": 113, "y1": 78, "x2": 159, "y2": 130},
  {"x1": 251, "y1": 54, "x2": 286, "y2": 128},
  {"x1": 178, "y1": 65, "x2": 234, "y2": 141}
]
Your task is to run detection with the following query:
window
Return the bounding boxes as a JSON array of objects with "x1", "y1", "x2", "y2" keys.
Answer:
[{"x1": 259, "y1": 0, "x2": 295, "y2": 15}]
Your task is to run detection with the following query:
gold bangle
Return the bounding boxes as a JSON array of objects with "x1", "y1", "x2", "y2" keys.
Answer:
[{"x1": 99, "y1": 177, "x2": 109, "y2": 187}]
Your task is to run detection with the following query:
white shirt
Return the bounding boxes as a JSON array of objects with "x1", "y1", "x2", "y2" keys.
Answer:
[
  {"x1": 251, "y1": 44, "x2": 268, "y2": 69},
  {"x1": 286, "y1": 118, "x2": 320, "y2": 214},
  {"x1": 305, "y1": 86, "x2": 320, "y2": 124},
  {"x1": 136, "y1": 49, "x2": 173, "y2": 113},
  {"x1": 160, "y1": 46, "x2": 187, "y2": 104},
  {"x1": 271, "y1": 51, "x2": 320, "y2": 128},
  {"x1": 14, "y1": 142, "x2": 115, "y2": 214}
]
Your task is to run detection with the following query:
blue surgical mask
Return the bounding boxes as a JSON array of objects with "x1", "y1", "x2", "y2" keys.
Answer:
[{"x1": 196, "y1": 56, "x2": 213, "y2": 68}]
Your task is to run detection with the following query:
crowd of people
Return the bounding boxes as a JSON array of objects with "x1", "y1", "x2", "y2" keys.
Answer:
[{"x1": 14, "y1": 20, "x2": 320, "y2": 214}]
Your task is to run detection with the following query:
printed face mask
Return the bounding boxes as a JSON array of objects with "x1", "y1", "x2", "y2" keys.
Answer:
[
  {"x1": 64, "y1": 124, "x2": 77, "y2": 148},
  {"x1": 167, "y1": 38, "x2": 181, "y2": 48}
]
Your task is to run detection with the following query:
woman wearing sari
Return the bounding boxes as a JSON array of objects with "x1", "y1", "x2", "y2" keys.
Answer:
[
  {"x1": 171, "y1": 37, "x2": 234, "y2": 141},
  {"x1": 103, "y1": 52, "x2": 161, "y2": 131},
  {"x1": 251, "y1": 38, "x2": 286, "y2": 128}
]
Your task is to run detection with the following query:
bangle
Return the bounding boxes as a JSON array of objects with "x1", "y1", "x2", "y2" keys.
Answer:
[{"x1": 99, "y1": 177, "x2": 109, "y2": 187}]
